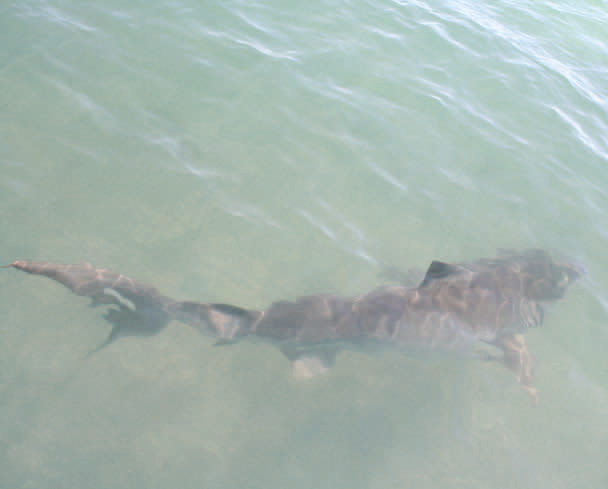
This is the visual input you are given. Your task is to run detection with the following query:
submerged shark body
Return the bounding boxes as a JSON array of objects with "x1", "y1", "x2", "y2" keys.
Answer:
[{"x1": 5, "y1": 249, "x2": 585, "y2": 402}]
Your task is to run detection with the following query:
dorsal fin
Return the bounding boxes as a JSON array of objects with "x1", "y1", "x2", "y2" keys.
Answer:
[{"x1": 419, "y1": 261, "x2": 463, "y2": 288}]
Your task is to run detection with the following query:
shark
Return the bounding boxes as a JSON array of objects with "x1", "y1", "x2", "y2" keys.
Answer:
[{"x1": 4, "y1": 248, "x2": 585, "y2": 403}]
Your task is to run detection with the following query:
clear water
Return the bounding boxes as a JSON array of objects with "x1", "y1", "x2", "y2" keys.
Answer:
[{"x1": 1, "y1": 0, "x2": 607, "y2": 487}]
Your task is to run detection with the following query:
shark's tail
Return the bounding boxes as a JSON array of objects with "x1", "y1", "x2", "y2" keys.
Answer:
[{"x1": 6, "y1": 259, "x2": 262, "y2": 347}]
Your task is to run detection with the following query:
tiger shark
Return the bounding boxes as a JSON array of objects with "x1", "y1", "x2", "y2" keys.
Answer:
[{"x1": 4, "y1": 248, "x2": 585, "y2": 403}]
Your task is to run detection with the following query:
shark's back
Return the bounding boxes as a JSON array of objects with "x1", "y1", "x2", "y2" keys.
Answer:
[
  {"x1": 5, "y1": 248, "x2": 585, "y2": 401},
  {"x1": 248, "y1": 249, "x2": 582, "y2": 350}
]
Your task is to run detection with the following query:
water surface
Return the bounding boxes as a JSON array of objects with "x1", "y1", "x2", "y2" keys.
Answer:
[{"x1": 1, "y1": 1, "x2": 607, "y2": 488}]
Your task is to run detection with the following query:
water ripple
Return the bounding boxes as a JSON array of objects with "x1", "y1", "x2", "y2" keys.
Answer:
[
  {"x1": 549, "y1": 105, "x2": 608, "y2": 162},
  {"x1": 16, "y1": 2, "x2": 97, "y2": 32},
  {"x1": 41, "y1": 76, "x2": 116, "y2": 131}
]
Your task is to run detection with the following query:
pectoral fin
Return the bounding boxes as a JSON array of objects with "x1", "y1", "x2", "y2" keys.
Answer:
[
  {"x1": 280, "y1": 346, "x2": 339, "y2": 380},
  {"x1": 496, "y1": 334, "x2": 537, "y2": 405}
]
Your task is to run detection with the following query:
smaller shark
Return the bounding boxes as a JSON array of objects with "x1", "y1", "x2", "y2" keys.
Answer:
[{"x1": 4, "y1": 249, "x2": 585, "y2": 403}]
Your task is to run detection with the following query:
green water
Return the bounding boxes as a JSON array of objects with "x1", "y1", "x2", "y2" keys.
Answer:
[{"x1": 1, "y1": 0, "x2": 607, "y2": 487}]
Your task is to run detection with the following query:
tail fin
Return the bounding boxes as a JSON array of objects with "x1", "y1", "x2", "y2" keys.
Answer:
[
  {"x1": 5, "y1": 260, "x2": 99, "y2": 294},
  {"x1": 7, "y1": 260, "x2": 175, "y2": 351},
  {"x1": 7, "y1": 259, "x2": 263, "y2": 346},
  {"x1": 5, "y1": 260, "x2": 167, "y2": 307}
]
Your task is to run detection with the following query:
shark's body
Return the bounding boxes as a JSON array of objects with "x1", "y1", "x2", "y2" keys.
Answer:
[{"x1": 5, "y1": 249, "x2": 585, "y2": 402}]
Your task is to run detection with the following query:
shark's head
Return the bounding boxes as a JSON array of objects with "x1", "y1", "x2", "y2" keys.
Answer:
[{"x1": 521, "y1": 250, "x2": 586, "y2": 302}]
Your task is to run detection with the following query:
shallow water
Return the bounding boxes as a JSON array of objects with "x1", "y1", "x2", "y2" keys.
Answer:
[{"x1": 1, "y1": 0, "x2": 607, "y2": 487}]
